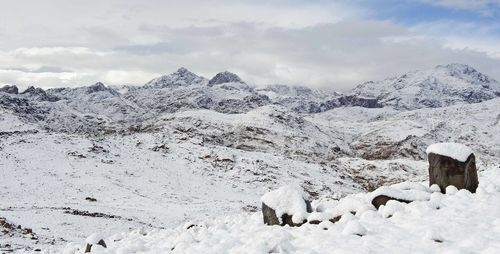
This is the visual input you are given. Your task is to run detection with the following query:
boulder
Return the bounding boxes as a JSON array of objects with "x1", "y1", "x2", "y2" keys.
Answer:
[
  {"x1": 426, "y1": 143, "x2": 478, "y2": 193},
  {"x1": 262, "y1": 199, "x2": 312, "y2": 227},
  {"x1": 261, "y1": 185, "x2": 312, "y2": 227}
]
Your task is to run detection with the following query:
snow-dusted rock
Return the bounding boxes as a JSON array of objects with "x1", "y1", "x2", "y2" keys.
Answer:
[
  {"x1": 84, "y1": 233, "x2": 107, "y2": 253},
  {"x1": 427, "y1": 143, "x2": 478, "y2": 193},
  {"x1": 21, "y1": 86, "x2": 59, "y2": 102},
  {"x1": 370, "y1": 184, "x2": 432, "y2": 209},
  {"x1": 208, "y1": 71, "x2": 243, "y2": 86},
  {"x1": 144, "y1": 67, "x2": 207, "y2": 88},
  {"x1": 0, "y1": 85, "x2": 19, "y2": 94},
  {"x1": 261, "y1": 185, "x2": 312, "y2": 226}
]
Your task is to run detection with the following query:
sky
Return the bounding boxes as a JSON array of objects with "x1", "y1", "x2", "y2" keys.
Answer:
[{"x1": 0, "y1": 0, "x2": 499, "y2": 91}]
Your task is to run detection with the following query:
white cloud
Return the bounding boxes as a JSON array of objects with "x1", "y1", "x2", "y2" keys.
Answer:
[
  {"x1": 11, "y1": 47, "x2": 112, "y2": 57},
  {"x1": 0, "y1": 1, "x2": 500, "y2": 91}
]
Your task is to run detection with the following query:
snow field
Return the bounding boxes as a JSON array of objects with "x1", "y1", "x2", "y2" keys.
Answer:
[{"x1": 58, "y1": 167, "x2": 500, "y2": 254}]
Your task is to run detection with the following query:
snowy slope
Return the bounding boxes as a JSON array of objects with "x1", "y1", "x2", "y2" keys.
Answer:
[{"x1": 58, "y1": 166, "x2": 500, "y2": 254}]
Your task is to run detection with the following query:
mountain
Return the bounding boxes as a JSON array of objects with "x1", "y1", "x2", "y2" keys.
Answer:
[
  {"x1": 144, "y1": 67, "x2": 208, "y2": 88},
  {"x1": 2, "y1": 63, "x2": 500, "y2": 252},
  {"x1": 0, "y1": 85, "x2": 19, "y2": 94},
  {"x1": 208, "y1": 71, "x2": 244, "y2": 86},
  {"x1": 352, "y1": 63, "x2": 500, "y2": 110}
]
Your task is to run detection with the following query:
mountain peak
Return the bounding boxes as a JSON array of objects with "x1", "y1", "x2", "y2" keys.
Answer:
[
  {"x1": 144, "y1": 67, "x2": 206, "y2": 88},
  {"x1": 20, "y1": 86, "x2": 59, "y2": 101},
  {"x1": 86, "y1": 82, "x2": 118, "y2": 95},
  {"x1": 351, "y1": 63, "x2": 500, "y2": 109},
  {"x1": 208, "y1": 71, "x2": 243, "y2": 86},
  {"x1": 176, "y1": 67, "x2": 190, "y2": 75},
  {"x1": 0, "y1": 85, "x2": 19, "y2": 94}
]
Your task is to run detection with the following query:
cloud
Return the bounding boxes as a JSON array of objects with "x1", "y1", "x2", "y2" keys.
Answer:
[
  {"x1": 4, "y1": 66, "x2": 72, "y2": 73},
  {"x1": 11, "y1": 47, "x2": 112, "y2": 57},
  {"x1": 417, "y1": 0, "x2": 500, "y2": 15},
  {"x1": 0, "y1": 1, "x2": 500, "y2": 91}
]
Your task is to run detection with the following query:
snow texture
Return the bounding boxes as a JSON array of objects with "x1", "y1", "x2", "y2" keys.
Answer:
[
  {"x1": 369, "y1": 184, "x2": 435, "y2": 203},
  {"x1": 426, "y1": 142, "x2": 474, "y2": 162},
  {"x1": 55, "y1": 167, "x2": 500, "y2": 254}
]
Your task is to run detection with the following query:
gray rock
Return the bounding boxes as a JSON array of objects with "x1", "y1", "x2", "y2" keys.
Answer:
[{"x1": 428, "y1": 152, "x2": 479, "y2": 193}]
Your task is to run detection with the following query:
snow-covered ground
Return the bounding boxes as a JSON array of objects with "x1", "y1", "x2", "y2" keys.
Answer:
[{"x1": 54, "y1": 166, "x2": 500, "y2": 254}]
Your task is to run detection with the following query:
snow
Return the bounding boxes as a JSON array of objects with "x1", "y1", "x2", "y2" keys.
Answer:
[
  {"x1": 54, "y1": 166, "x2": 500, "y2": 254},
  {"x1": 369, "y1": 185, "x2": 434, "y2": 203},
  {"x1": 426, "y1": 142, "x2": 473, "y2": 162},
  {"x1": 261, "y1": 185, "x2": 309, "y2": 224},
  {"x1": 307, "y1": 212, "x2": 335, "y2": 222},
  {"x1": 85, "y1": 233, "x2": 104, "y2": 244},
  {"x1": 342, "y1": 220, "x2": 367, "y2": 236}
]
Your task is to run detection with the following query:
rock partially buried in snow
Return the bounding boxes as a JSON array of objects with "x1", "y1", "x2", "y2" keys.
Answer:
[
  {"x1": 261, "y1": 185, "x2": 312, "y2": 226},
  {"x1": 371, "y1": 195, "x2": 411, "y2": 210},
  {"x1": 426, "y1": 143, "x2": 478, "y2": 193},
  {"x1": 369, "y1": 183, "x2": 433, "y2": 209},
  {"x1": 85, "y1": 233, "x2": 107, "y2": 253}
]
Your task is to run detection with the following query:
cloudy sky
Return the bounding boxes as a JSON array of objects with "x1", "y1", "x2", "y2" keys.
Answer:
[{"x1": 1, "y1": 0, "x2": 499, "y2": 91}]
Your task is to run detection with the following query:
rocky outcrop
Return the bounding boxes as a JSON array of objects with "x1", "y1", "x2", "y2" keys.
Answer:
[
  {"x1": 0, "y1": 85, "x2": 19, "y2": 94},
  {"x1": 86, "y1": 82, "x2": 119, "y2": 95},
  {"x1": 208, "y1": 71, "x2": 243, "y2": 86},
  {"x1": 144, "y1": 67, "x2": 207, "y2": 88},
  {"x1": 21, "y1": 86, "x2": 59, "y2": 102},
  {"x1": 336, "y1": 95, "x2": 381, "y2": 108}
]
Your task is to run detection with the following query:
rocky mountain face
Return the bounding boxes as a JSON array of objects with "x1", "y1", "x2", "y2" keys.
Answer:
[
  {"x1": 143, "y1": 67, "x2": 207, "y2": 88},
  {"x1": 1, "y1": 63, "x2": 498, "y2": 176}
]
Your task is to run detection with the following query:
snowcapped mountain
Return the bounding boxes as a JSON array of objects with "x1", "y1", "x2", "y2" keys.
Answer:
[
  {"x1": 2, "y1": 63, "x2": 500, "y2": 252},
  {"x1": 143, "y1": 67, "x2": 208, "y2": 88},
  {"x1": 208, "y1": 71, "x2": 244, "y2": 86},
  {"x1": 352, "y1": 63, "x2": 500, "y2": 110}
]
